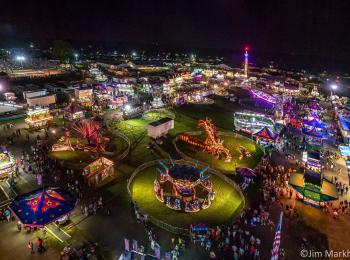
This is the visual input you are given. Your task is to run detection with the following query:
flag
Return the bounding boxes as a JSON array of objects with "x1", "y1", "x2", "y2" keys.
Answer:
[
  {"x1": 37, "y1": 174, "x2": 42, "y2": 186},
  {"x1": 124, "y1": 238, "x2": 129, "y2": 251},
  {"x1": 132, "y1": 239, "x2": 138, "y2": 251},
  {"x1": 165, "y1": 252, "x2": 172, "y2": 260},
  {"x1": 271, "y1": 212, "x2": 283, "y2": 260},
  {"x1": 154, "y1": 246, "x2": 161, "y2": 260}
]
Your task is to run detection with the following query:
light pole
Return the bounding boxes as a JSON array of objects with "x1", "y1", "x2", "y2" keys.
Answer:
[
  {"x1": 330, "y1": 84, "x2": 338, "y2": 97},
  {"x1": 16, "y1": 55, "x2": 25, "y2": 67}
]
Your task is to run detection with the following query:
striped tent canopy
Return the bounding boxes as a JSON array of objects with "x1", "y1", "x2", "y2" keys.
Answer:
[{"x1": 9, "y1": 187, "x2": 77, "y2": 227}]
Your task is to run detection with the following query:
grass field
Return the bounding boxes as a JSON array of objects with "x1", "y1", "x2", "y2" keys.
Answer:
[
  {"x1": 177, "y1": 134, "x2": 263, "y2": 172},
  {"x1": 48, "y1": 150, "x2": 92, "y2": 162},
  {"x1": 130, "y1": 166, "x2": 244, "y2": 228}
]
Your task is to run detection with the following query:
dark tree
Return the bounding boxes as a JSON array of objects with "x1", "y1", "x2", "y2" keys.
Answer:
[{"x1": 51, "y1": 40, "x2": 74, "y2": 63}]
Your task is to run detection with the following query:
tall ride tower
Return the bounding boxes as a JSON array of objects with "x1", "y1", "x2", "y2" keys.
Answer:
[{"x1": 244, "y1": 46, "x2": 249, "y2": 77}]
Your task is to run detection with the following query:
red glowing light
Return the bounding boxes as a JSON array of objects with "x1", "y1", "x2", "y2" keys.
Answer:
[{"x1": 244, "y1": 46, "x2": 249, "y2": 52}]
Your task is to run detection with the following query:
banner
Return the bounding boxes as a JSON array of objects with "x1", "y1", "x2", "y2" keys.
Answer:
[
  {"x1": 132, "y1": 239, "x2": 138, "y2": 251},
  {"x1": 154, "y1": 246, "x2": 161, "y2": 260},
  {"x1": 165, "y1": 252, "x2": 172, "y2": 260},
  {"x1": 124, "y1": 238, "x2": 129, "y2": 251},
  {"x1": 37, "y1": 174, "x2": 42, "y2": 186}
]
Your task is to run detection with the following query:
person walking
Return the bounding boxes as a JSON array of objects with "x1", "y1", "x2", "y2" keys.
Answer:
[
  {"x1": 37, "y1": 237, "x2": 46, "y2": 253},
  {"x1": 28, "y1": 242, "x2": 34, "y2": 254}
]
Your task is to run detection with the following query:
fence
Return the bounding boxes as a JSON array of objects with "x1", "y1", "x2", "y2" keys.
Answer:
[
  {"x1": 115, "y1": 132, "x2": 131, "y2": 161},
  {"x1": 105, "y1": 120, "x2": 131, "y2": 161},
  {"x1": 126, "y1": 158, "x2": 245, "y2": 236}
]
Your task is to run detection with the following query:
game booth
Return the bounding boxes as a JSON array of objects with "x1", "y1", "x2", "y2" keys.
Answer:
[
  {"x1": 92, "y1": 99, "x2": 104, "y2": 114},
  {"x1": 9, "y1": 187, "x2": 77, "y2": 227},
  {"x1": 338, "y1": 145, "x2": 350, "y2": 184},
  {"x1": 0, "y1": 150, "x2": 16, "y2": 180},
  {"x1": 301, "y1": 127, "x2": 328, "y2": 146},
  {"x1": 154, "y1": 160, "x2": 215, "y2": 212},
  {"x1": 302, "y1": 150, "x2": 323, "y2": 172},
  {"x1": 25, "y1": 107, "x2": 53, "y2": 129},
  {"x1": 83, "y1": 157, "x2": 114, "y2": 188},
  {"x1": 288, "y1": 171, "x2": 338, "y2": 208},
  {"x1": 252, "y1": 126, "x2": 279, "y2": 147},
  {"x1": 62, "y1": 102, "x2": 84, "y2": 121},
  {"x1": 190, "y1": 223, "x2": 209, "y2": 244},
  {"x1": 308, "y1": 99, "x2": 322, "y2": 114},
  {"x1": 75, "y1": 88, "x2": 93, "y2": 107}
]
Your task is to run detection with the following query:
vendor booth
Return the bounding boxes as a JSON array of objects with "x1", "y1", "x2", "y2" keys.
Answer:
[
  {"x1": 83, "y1": 157, "x2": 114, "y2": 188},
  {"x1": 289, "y1": 171, "x2": 338, "y2": 208},
  {"x1": 25, "y1": 107, "x2": 53, "y2": 128},
  {"x1": 0, "y1": 150, "x2": 16, "y2": 179}
]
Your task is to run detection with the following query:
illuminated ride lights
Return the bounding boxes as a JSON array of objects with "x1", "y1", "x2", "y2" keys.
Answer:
[
  {"x1": 0, "y1": 152, "x2": 16, "y2": 179},
  {"x1": 234, "y1": 111, "x2": 274, "y2": 134},
  {"x1": 25, "y1": 107, "x2": 53, "y2": 128},
  {"x1": 154, "y1": 159, "x2": 214, "y2": 212},
  {"x1": 250, "y1": 90, "x2": 277, "y2": 104},
  {"x1": 73, "y1": 120, "x2": 105, "y2": 152},
  {"x1": 244, "y1": 46, "x2": 249, "y2": 77},
  {"x1": 179, "y1": 118, "x2": 232, "y2": 162}
]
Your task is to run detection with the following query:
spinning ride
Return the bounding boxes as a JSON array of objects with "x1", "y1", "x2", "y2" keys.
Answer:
[
  {"x1": 250, "y1": 90, "x2": 276, "y2": 109},
  {"x1": 73, "y1": 119, "x2": 105, "y2": 152},
  {"x1": 180, "y1": 118, "x2": 232, "y2": 162},
  {"x1": 154, "y1": 160, "x2": 215, "y2": 213}
]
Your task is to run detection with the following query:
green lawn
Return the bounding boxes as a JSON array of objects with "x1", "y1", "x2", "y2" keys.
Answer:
[
  {"x1": 175, "y1": 98, "x2": 238, "y2": 130},
  {"x1": 130, "y1": 166, "x2": 244, "y2": 228},
  {"x1": 177, "y1": 134, "x2": 263, "y2": 173},
  {"x1": 48, "y1": 150, "x2": 92, "y2": 162}
]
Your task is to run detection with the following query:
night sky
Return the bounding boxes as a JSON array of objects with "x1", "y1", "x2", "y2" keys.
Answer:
[{"x1": 1, "y1": 0, "x2": 350, "y2": 60}]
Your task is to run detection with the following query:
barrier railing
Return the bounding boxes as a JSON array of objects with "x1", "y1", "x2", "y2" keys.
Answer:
[{"x1": 126, "y1": 158, "x2": 245, "y2": 236}]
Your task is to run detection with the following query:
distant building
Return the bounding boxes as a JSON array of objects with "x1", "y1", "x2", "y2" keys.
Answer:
[
  {"x1": 75, "y1": 87, "x2": 93, "y2": 106},
  {"x1": 108, "y1": 95, "x2": 128, "y2": 109},
  {"x1": 23, "y1": 89, "x2": 47, "y2": 100},
  {"x1": 26, "y1": 94, "x2": 56, "y2": 107},
  {"x1": 147, "y1": 117, "x2": 174, "y2": 139}
]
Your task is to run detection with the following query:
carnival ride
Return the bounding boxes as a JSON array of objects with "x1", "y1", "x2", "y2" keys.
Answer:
[
  {"x1": 73, "y1": 119, "x2": 105, "y2": 151},
  {"x1": 154, "y1": 159, "x2": 214, "y2": 212},
  {"x1": 9, "y1": 187, "x2": 77, "y2": 227},
  {"x1": 250, "y1": 90, "x2": 277, "y2": 106},
  {"x1": 52, "y1": 119, "x2": 107, "y2": 153},
  {"x1": 179, "y1": 118, "x2": 232, "y2": 162},
  {"x1": 234, "y1": 111, "x2": 274, "y2": 134}
]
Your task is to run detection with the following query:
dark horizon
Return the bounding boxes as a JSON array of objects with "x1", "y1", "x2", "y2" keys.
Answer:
[{"x1": 1, "y1": 0, "x2": 350, "y2": 71}]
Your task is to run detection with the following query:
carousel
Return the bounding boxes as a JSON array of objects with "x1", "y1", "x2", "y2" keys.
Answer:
[{"x1": 154, "y1": 159, "x2": 215, "y2": 213}]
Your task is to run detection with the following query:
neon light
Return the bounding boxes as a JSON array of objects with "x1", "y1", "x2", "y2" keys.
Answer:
[
  {"x1": 180, "y1": 118, "x2": 232, "y2": 162},
  {"x1": 250, "y1": 90, "x2": 277, "y2": 104}
]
